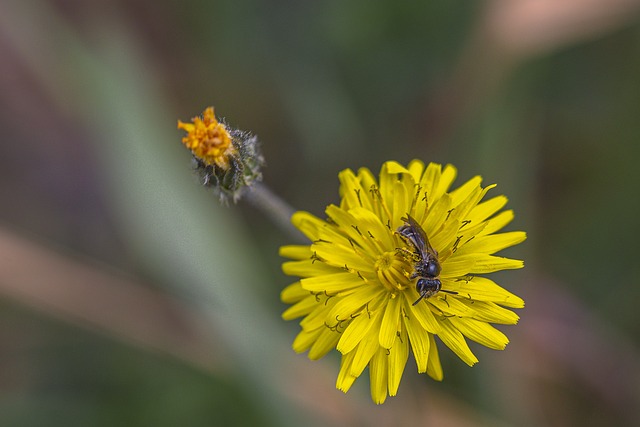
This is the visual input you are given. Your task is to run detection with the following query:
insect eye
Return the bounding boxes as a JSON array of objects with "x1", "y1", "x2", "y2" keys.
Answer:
[{"x1": 416, "y1": 278, "x2": 428, "y2": 292}]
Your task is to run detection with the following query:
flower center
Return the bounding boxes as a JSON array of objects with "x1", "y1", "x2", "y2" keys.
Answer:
[{"x1": 374, "y1": 250, "x2": 412, "y2": 292}]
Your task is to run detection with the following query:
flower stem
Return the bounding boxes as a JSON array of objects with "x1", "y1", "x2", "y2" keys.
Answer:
[{"x1": 244, "y1": 182, "x2": 304, "y2": 241}]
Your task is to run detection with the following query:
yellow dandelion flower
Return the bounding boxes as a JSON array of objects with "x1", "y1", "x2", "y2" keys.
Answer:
[
  {"x1": 280, "y1": 160, "x2": 526, "y2": 404},
  {"x1": 177, "y1": 107, "x2": 264, "y2": 203}
]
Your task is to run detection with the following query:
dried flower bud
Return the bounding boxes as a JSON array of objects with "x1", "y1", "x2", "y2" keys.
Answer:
[{"x1": 178, "y1": 107, "x2": 264, "y2": 203}]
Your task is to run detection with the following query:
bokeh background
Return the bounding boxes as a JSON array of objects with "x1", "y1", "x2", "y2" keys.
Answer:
[{"x1": 1, "y1": 1, "x2": 640, "y2": 426}]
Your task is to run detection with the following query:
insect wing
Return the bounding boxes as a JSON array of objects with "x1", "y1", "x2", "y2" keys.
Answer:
[{"x1": 403, "y1": 215, "x2": 437, "y2": 259}]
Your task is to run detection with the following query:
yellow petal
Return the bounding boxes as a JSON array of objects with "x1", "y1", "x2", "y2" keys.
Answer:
[
  {"x1": 282, "y1": 295, "x2": 319, "y2": 320},
  {"x1": 426, "y1": 334, "x2": 444, "y2": 381},
  {"x1": 463, "y1": 300, "x2": 520, "y2": 325},
  {"x1": 279, "y1": 245, "x2": 312, "y2": 260},
  {"x1": 338, "y1": 168, "x2": 373, "y2": 211},
  {"x1": 388, "y1": 328, "x2": 409, "y2": 396},
  {"x1": 468, "y1": 254, "x2": 524, "y2": 274},
  {"x1": 424, "y1": 193, "x2": 452, "y2": 236},
  {"x1": 351, "y1": 331, "x2": 380, "y2": 377},
  {"x1": 292, "y1": 328, "x2": 322, "y2": 353},
  {"x1": 314, "y1": 241, "x2": 375, "y2": 273},
  {"x1": 282, "y1": 259, "x2": 343, "y2": 277},
  {"x1": 422, "y1": 162, "x2": 458, "y2": 206},
  {"x1": 408, "y1": 295, "x2": 442, "y2": 333},
  {"x1": 437, "y1": 319, "x2": 478, "y2": 366},
  {"x1": 418, "y1": 162, "x2": 442, "y2": 202},
  {"x1": 300, "y1": 296, "x2": 337, "y2": 331},
  {"x1": 454, "y1": 183, "x2": 496, "y2": 221},
  {"x1": 407, "y1": 159, "x2": 425, "y2": 183},
  {"x1": 378, "y1": 163, "x2": 402, "y2": 217},
  {"x1": 379, "y1": 293, "x2": 401, "y2": 349},
  {"x1": 291, "y1": 211, "x2": 325, "y2": 240},
  {"x1": 455, "y1": 231, "x2": 527, "y2": 256},
  {"x1": 442, "y1": 276, "x2": 525, "y2": 308},
  {"x1": 356, "y1": 167, "x2": 377, "y2": 198},
  {"x1": 326, "y1": 286, "x2": 385, "y2": 323},
  {"x1": 403, "y1": 313, "x2": 431, "y2": 373},
  {"x1": 449, "y1": 176, "x2": 482, "y2": 207},
  {"x1": 176, "y1": 120, "x2": 194, "y2": 132},
  {"x1": 440, "y1": 254, "x2": 477, "y2": 278},
  {"x1": 308, "y1": 327, "x2": 341, "y2": 360},
  {"x1": 300, "y1": 272, "x2": 365, "y2": 294},
  {"x1": 442, "y1": 253, "x2": 524, "y2": 277},
  {"x1": 430, "y1": 217, "x2": 460, "y2": 254},
  {"x1": 369, "y1": 347, "x2": 389, "y2": 404},
  {"x1": 336, "y1": 351, "x2": 358, "y2": 393},
  {"x1": 391, "y1": 180, "x2": 412, "y2": 230},
  {"x1": 280, "y1": 281, "x2": 308, "y2": 304},
  {"x1": 432, "y1": 164, "x2": 457, "y2": 202},
  {"x1": 384, "y1": 160, "x2": 412, "y2": 174},
  {"x1": 449, "y1": 317, "x2": 509, "y2": 350},
  {"x1": 428, "y1": 294, "x2": 473, "y2": 318},
  {"x1": 336, "y1": 308, "x2": 380, "y2": 354},
  {"x1": 348, "y1": 207, "x2": 395, "y2": 250},
  {"x1": 325, "y1": 205, "x2": 381, "y2": 257},
  {"x1": 477, "y1": 210, "x2": 515, "y2": 236},
  {"x1": 467, "y1": 195, "x2": 508, "y2": 224}
]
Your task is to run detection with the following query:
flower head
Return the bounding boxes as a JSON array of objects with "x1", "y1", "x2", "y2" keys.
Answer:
[
  {"x1": 280, "y1": 160, "x2": 526, "y2": 404},
  {"x1": 178, "y1": 107, "x2": 264, "y2": 202},
  {"x1": 178, "y1": 107, "x2": 236, "y2": 169}
]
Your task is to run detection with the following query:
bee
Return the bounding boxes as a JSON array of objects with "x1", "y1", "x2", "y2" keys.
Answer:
[{"x1": 397, "y1": 215, "x2": 456, "y2": 305}]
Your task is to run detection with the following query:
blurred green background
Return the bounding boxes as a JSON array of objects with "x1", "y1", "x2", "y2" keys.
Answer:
[{"x1": 1, "y1": 1, "x2": 640, "y2": 426}]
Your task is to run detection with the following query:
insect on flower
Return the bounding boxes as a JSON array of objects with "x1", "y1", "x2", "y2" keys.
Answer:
[
  {"x1": 397, "y1": 214, "x2": 457, "y2": 305},
  {"x1": 280, "y1": 160, "x2": 526, "y2": 404}
]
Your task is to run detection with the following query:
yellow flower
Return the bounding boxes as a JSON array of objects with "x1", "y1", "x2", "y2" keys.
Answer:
[
  {"x1": 177, "y1": 107, "x2": 236, "y2": 169},
  {"x1": 280, "y1": 160, "x2": 526, "y2": 404}
]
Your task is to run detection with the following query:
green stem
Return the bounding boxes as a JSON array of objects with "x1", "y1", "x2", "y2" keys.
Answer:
[{"x1": 244, "y1": 182, "x2": 304, "y2": 241}]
